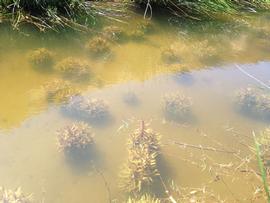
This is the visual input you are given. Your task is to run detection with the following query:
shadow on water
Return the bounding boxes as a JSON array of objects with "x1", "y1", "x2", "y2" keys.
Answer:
[
  {"x1": 138, "y1": 155, "x2": 175, "y2": 198},
  {"x1": 64, "y1": 144, "x2": 103, "y2": 174},
  {"x1": 61, "y1": 107, "x2": 115, "y2": 129},
  {"x1": 235, "y1": 105, "x2": 270, "y2": 123},
  {"x1": 163, "y1": 111, "x2": 197, "y2": 125},
  {"x1": 154, "y1": 155, "x2": 176, "y2": 197},
  {"x1": 122, "y1": 92, "x2": 140, "y2": 107}
]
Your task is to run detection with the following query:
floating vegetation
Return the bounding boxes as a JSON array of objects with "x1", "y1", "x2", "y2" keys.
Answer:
[
  {"x1": 64, "y1": 95, "x2": 110, "y2": 122},
  {"x1": 163, "y1": 92, "x2": 193, "y2": 122},
  {"x1": 119, "y1": 121, "x2": 161, "y2": 194},
  {"x1": 126, "y1": 194, "x2": 161, "y2": 203},
  {"x1": 161, "y1": 46, "x2": 181, "y2": 64},
  {"x1": 28, "y1": 48, "x2": 54, "y2": 69},
  {"x1": 55, "y1": 57, "x2": 90, "y2": 80},
  {"x1": 123, "y1": 91, "x2": 139, "y2": 106},
  {"x1": 44, "y1": 79, "x2": 80, "y2": 103},
  {"x1": 103, "y1": 26, "x2": 125, "y2": 42},
  {"x1": 235, "y1": 87, "x2": 270, "y2": 120},
  {"x1": 57, "y1": 122, "x2": 94, "y2": 152},
  {"x1": 169, "y1": 181, "x2": 225, "y2": 202},
  {"x1": 0, "y1": 187, "x2": 32, "y2": 203},
  {"x1": 85, "y1": 37, "x2": 111, "y2": 57}
]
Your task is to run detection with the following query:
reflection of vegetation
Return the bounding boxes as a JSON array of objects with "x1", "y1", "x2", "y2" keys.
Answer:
[
  {"x1": 65, "y1": 96, "x2": 110, "y2": 122},
  {"x1": 168, "y1": 181, "x2": 225, "y2": 202},
  {"x1": 0, "y1": 187, "x2": 32, "y2": 203},
  {"x1": 57, "y1": 122, "x2": 94, "y2": 152},
  {"x1": 44, "y1": 79, "x2": 80, "y2": 103},
  {"x1": 55, "y1": 57, "x2": 90, "y2": 79},
  {"x1": 119, "y1": 121, "x2": 161, "y2": 194},
  {"x1": 126, "y1": 195, "x2": 161, "y2": 203},
  {"x1": 28, "y1": 48, "x2": 54, "y2": 69},
  {"x1": 235, "y1": 87, "x2": 270, "y2": 119},
  {"x1": 85, "y1": 37, "x2": 111, "y2": 56},
  {"x1": 163, "y1": 92, "x2": 193, "y2": 121}
]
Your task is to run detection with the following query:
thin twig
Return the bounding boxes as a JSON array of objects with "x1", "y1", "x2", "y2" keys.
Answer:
[{"x1": 169, "y1": 140, "x2": 237, "y2": 154}]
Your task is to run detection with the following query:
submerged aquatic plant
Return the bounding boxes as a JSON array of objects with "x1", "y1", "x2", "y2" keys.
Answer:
[
  {"x1": 128, "y1": 21, "x2": 153, "y2": 40},
  {"x1": 44, "y1": 79, "x2": 80, "y2": 103},
  {"x1": 57, "y1": 122, "x2": 94, "y2": 152},
  {"x1": 64, "y1": 95, "x2": 110, "y2": 122},
  {"x1": 119, "y1": 147, "x2": 160, "y2": 194},
  {"x1": 161, "y1": 46, "x2": 181, "y2": 64},
  {"x1": 119, "y1": 121, "x2": 161, "y2": 194},
  {"x1": 136, "y1": 21, "x2": 154, "y2": 34},
  {"x1": 103, "y1": 25, "x2": 125, "y2": 41},
  {"x1": 126, "y1": 194, "x2": 161, "y2": 203},
  {"x1": 163, "y1": 92, "x2": 193, "y2": 121},
  {"x1": 55, "y1": 57, "x2": 90, "y2": 79},
  {"x1": 235, "y1": 87, "x2": 270, "y2": 119},
  {"x1": 128, "y1": 121, "x2": 161, "y2": 154},
  {"x1": 0, "y1": 187, "x2": 32, "y2": 203},
  {"x1": 28, "y1": 48, "x2": 54, "y2": 69},
  {"x1": 85, "y1": 37, "x2": 110, "y2": 56}
]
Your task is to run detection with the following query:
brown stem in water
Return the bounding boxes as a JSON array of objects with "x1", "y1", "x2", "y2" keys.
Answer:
[{"x1": 170, "y1": 140, "x2": 237, "y2": 154}]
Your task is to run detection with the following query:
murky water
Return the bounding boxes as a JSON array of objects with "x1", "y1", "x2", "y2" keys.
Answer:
[{"x1": 0, "y1": 10, "x2": 270, "y2": 203}]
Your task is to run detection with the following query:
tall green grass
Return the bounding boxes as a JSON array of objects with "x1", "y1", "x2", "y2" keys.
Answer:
[
  {"x1": 136, "y1": 0, "x2": 270, "y2": 19},
  {"x1": 0, "y1": 0, "x2": 95, "y2": 31},
  {"x1": 254, "y1": 131, "x2": 270, "y2": 203}
]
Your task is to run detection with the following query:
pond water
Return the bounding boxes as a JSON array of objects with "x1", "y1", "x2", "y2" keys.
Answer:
[{"x1": 0, "y1": 9, "x2": 270, "y2": 203}]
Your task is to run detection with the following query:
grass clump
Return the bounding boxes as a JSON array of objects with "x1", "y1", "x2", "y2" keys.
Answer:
[
  {"x1": 103, "y1": 25, "x2": 125, "y2": 42},
  {"x1": 0, "y1": 0, "x2": 94, "y2": 31},
  {"x1": 28, "y1": 48, "x2": 54, "y2": 69},
  {"x1": 64, "y1": 95, "x2": 110, "y2": 122},
  {"x1": 128, "y1": 21, "x2": 153, "y2": 40},
  {"x1": 235, "y1": 87, "x2": 270, "y2": 120},
  {"x1": 161, "y1": 46, "x2": 181, "y2": 64},
  {"x1": 163, "y1": 92, "x2": 193, "y2": 122},
  {"x1": 55, "y1": 57, "x2": 90, "y2": 80},
  {"x1": 119, "y1": 121, "x2": 161, "y2": 194},
  {"x1": 44, "y1": 79, "x2": 80, "y2": 103},
  {"x1": 135, "y1": 0, "x2": 270, "y2": 20},
  {"x1": 85, "y1": 37, "x2": 111, "y2": 57},
  {"x1": 57, "y1": 122, "x2": 94, "y2": 152},
  {"x1": 0, "y1": 187, "x2": 33, "y2": 203}
]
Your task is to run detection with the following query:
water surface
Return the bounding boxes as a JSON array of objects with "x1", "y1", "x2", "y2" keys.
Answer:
[{"x1": 0, "y1": 11, "x2": 270, "y2": 203}]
